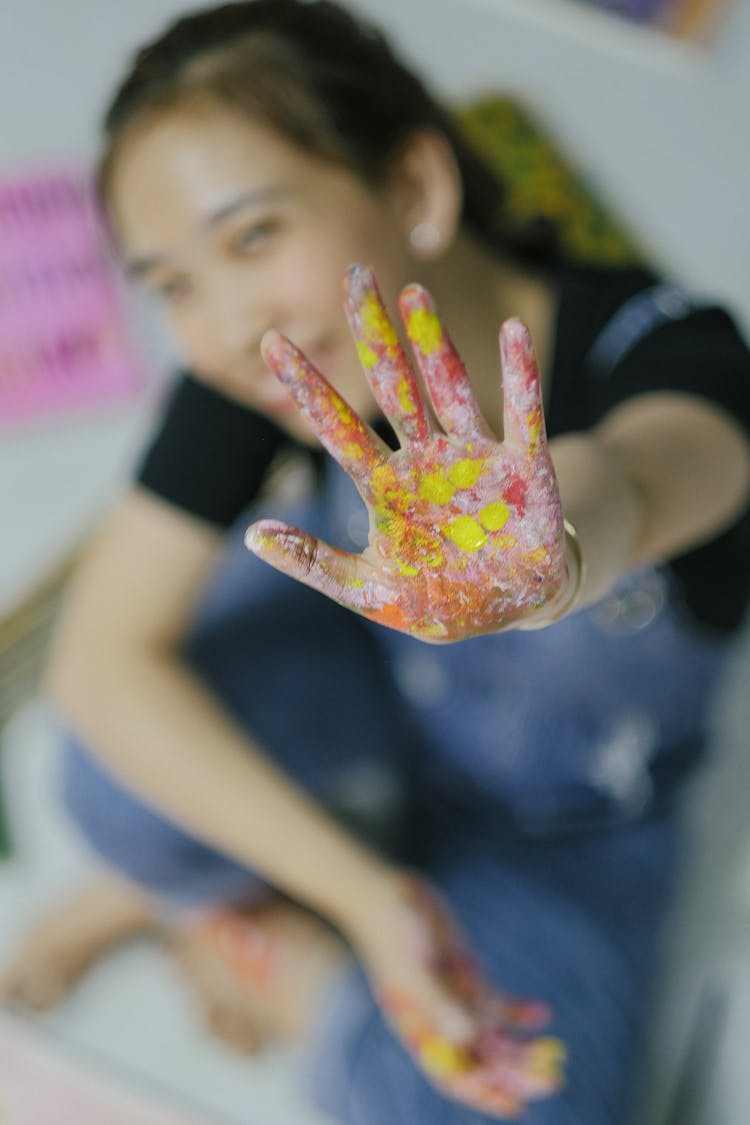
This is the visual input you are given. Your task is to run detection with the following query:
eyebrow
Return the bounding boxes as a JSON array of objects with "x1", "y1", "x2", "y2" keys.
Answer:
[{"x1": 124, "y1": 186, "x2": 292, "y2": 278}]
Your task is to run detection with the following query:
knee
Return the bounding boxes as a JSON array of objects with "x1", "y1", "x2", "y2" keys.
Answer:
[
  {"x1": 58, "y1": 724, "x2": 116, "y2": 850},
  {"x1": 56, "y1": 723, "x2": 262, "y2": 905},
  {"x1": 57, "y1": 724, "x2": 182, "y2": 883},
  {"x1": 311, "y1": 967, "x2": 449, "y2": 1125}
]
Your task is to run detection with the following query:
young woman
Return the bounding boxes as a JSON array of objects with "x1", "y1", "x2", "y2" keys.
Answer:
[{"x1": 3, "y1": 2, "x2": 750, "y2": 1121}]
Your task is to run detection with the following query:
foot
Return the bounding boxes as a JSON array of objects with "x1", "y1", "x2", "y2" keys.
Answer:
[
  {"x1": 0, "y1": 875, "x2": 156, "y2": 1010},
  {"x1": 173, "y1": 897, "x2": 349, "y2": 1055}
]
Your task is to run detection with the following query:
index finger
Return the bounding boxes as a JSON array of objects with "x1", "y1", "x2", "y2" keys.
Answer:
[{"x1": 261, "y1": 330, "x2": 388, "y2": 498}]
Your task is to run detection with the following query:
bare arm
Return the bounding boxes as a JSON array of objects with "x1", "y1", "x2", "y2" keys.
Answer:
[
  {"x1": 46, "y1": 487, "x2": 394, "y2": 927},
  {"x1": 246, "y1": 267, "x2": 750, "y2": 634},
  {"x1": 46, "y1": 484, "x2": 566, "y2": 1116},
  {"x1": 546, "y1": 393, "x2": 750, "y2": 613}
]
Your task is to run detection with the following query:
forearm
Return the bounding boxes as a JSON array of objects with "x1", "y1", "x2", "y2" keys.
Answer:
[
  {"x1": 545, "y1": 396, "x2": 750, "y2": 620},
  {"x1": 548, "y1": 431, "x2": 644, "y2": 610},
  {"x1": 47, "y1": 645, "x2": 395, "y2": 930}
]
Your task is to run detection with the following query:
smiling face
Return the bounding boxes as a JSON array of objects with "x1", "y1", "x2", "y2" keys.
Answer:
[{"x1": 107, "y1": 100, "x2": 419, "y2": 443}]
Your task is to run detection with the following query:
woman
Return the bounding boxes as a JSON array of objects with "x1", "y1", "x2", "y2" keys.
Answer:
[{"x1": 3, "y1": 3, "x2": 749, "y2": 1121}]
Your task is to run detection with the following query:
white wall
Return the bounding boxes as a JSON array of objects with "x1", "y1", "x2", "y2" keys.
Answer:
[{"x1": 2, "y1": 0, "x2": 750, "y2": 328}]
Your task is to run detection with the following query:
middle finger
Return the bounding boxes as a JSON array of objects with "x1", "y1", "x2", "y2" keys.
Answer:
[{"x1": 343, "y1": 265, "x2": 430, "y2": 447}]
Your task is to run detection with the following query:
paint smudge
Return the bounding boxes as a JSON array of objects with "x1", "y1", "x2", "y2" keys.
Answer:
[{"x1": 377, "y1": 880, "x2": 565, "y2": 1116}]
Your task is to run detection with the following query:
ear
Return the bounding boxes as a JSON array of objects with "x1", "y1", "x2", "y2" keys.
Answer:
[{"x1": 387, "y1": 130, "x2": 463, "y2": 261}]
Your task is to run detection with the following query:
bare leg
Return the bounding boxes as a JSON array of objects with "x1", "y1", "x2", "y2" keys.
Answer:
[
  {"x1": 1, "y1": 873, "x2": 349, "y2": 1056},
  {"x1": 173, "y1": 898, "x2": 349, "y2": 1054},
  {"x1": 0, "y1": 873, "x2": 156, "y2": 1009}
]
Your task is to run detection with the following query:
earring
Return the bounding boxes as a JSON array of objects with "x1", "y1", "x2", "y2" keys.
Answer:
[{"x1": 409, "y1": 221, "x2": 442, "y2": 256}]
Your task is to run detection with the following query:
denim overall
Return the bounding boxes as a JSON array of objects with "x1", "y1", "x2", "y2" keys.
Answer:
[{"x1": 60, "y1": 286, "x2": 734, "y2": 1125}]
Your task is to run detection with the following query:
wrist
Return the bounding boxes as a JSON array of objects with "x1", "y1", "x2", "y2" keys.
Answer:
[
  {"x1": 550, "y1": 518, "x2": 586, "y2": 620},
  {"x1": 326, "y1": 860, "x2": 414, "y2": 942},
  {"x1": 520, "y1": 518, "x2": 585, "y2": 630}
]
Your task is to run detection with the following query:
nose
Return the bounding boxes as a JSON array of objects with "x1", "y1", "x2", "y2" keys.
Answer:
[{"x1": 205, "y1": 265, "x2": 273, "y2": 367}]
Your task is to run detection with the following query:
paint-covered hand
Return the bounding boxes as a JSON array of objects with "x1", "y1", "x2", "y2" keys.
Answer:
[
  {"x1": 245, "y1": 266, "x2": 566, "y2": 641},
  {"x1": 350, "y1": 873, "x2": 566, "y2": 1118}
]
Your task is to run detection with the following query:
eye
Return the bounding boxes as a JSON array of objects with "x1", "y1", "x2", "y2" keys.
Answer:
[
  {"x1": 153, "y1": 276, "x2": 192, "y2": 304},
  {"x1": 233, "y1": 218, "x2": 280, "y2": 253}
]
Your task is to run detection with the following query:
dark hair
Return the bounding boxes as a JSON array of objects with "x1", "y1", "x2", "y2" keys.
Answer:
[{"x1": 99, "y1": 0, "x2": 556, "y2": 264}]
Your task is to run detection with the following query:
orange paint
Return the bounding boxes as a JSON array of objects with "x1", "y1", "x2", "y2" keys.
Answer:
[{"x1": 372, "y1": 602, "x2": 411, "y2": 631}]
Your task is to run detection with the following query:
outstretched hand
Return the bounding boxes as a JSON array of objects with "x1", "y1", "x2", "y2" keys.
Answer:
[{"x1": 245, "y1": 266, "x2": 567, "y2": 641}]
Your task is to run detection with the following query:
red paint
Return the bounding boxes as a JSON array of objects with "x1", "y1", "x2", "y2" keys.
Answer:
[{"x1": 503, "y1": 471, "x2": 528, "y2": 517}]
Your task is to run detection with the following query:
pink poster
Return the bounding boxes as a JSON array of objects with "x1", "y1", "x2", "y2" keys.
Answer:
[{"x1": 0, "y1": 170, "x2": 143, "y2": 429}]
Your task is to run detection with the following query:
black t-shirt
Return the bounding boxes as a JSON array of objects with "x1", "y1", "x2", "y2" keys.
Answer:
[{"x1": 137, "y1": 264, "x2": 750, "y2": 632}]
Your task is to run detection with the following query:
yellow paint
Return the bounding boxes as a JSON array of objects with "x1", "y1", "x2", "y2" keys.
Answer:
[
  {"x1": 362, "y1": 290, "x2": 400, "y2": 351},
  {"x1": 372, "y1": 464, "x2": 395, "y2": 488},
  {"x1": 479, "y1": 500, "x2": 510, "y2": 531},
  {"x1": 425, "y1": 550, "x2": 443, "y2": 567},
  {"x1": 447, "y1": 458, "x2": 482, "y2": 489},
  {"x1": 333, "y1": 397, "x2": 355, "y2": 425},
  {"x1": 385, "y1": 489, "x2": 415, "y2": 515},
  {"x1": 357, "y1": 341, "x2": 379, "y2": 370},
  {"x1": 529, "y1": 1036, "x2": 567, "y2": 1063},
  {"x1": 523, "y1": 546, "x2": 548, "y2": 564},
  {"x1": 525, "y1": 1037, "x2": 567, "y2": 1082},
  {"x1": 495, "y1": 532, "x2": 516, "y2": 549},
  {"x1": 527, "y1": 409, "x2": 542, "y2": 452},
  {"x1": 406, "y1": 307, "x2": 443, "y2": 355},
  {"x1": 343, "y1": 442, "x2": 363, "y2": 460},
  {"x1": 420, "y1": 619, "x2": 449, "y2": 638},
  {"x1": 418, "y1": 471, "x2": 455, "y2": 505},
  {"x1": 419, "y1": 1036, "x2": 472, "y2": 1077},
  {"x1": 397, "y1": 376, "x2": 417, "y2": 415},
  {"x1": 446, "y1": 516, "x2": 488, "y2": 553},
  {"x1": 385, "y1": 513, "x2": 410, "y2": 545},
  {"x1": 396, "y1": 560, "x2": 419, "y2": 577}
]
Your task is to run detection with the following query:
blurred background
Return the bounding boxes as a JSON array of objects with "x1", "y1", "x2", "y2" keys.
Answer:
[{"x1": 1, "y1": 1, "x2": 750, "y2": 1122}]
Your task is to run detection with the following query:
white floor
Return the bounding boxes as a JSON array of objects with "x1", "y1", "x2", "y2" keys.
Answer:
[{"x1": 0, "y1": 701, "x2": 335, "y2": 1125}]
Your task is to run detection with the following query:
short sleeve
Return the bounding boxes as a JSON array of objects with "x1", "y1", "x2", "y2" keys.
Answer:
[
  {"x1": 588, "y1": 305, "x2": 750, "y2": 436},
  {"x1": 136, "y1": 374, "x2": 290, "y2": 527},
  {"x1": 550, "y1": 267, "x2": 750, "y2": 631},
  {"x1": 585, "y1": 301, "x2": 750, "y2": 632}
]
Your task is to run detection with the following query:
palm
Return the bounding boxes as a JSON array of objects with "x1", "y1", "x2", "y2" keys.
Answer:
[{"x1": 246, "y1": 266, "x2": 566, "y2": 642}]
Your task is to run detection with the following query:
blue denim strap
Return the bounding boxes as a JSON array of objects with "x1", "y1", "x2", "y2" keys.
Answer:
[{"x1": 585, "y1": 282, "x2": 703, "y2": 380}]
